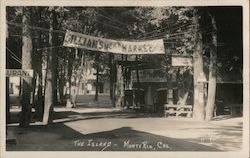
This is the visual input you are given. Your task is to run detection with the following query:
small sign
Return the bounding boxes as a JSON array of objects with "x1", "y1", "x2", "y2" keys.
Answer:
[
  {"x1": 6, "y1": 69, "x2": 34, "y2": 78},
  {"x1": 172, "y1": 57, "x2": 193, "y2": 66}
]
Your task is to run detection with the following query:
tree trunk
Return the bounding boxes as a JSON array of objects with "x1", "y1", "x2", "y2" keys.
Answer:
[
  {"x1": 75, "y1": 50, "x2": 84, "y2": 105},
  {"x1": 53, "y1": 63, "x2": 58, "y2": 104},
  {"x1": 135, "y1": 55, "x2": 140, "y2": 107},
  {"x1": 70, "y1": 48, "x2": 79, "y2": 108},
  {"x1": 205, "y1": 14, "x2": 217, "y2": 121},
  {"x1": 113, "y1": 62, "x2": 117, "y2": 107},
  {"x1": 66, "y1": 50, "x2": 73, "y2": 108},
  {"x1": 6, "y1": 77, "x2": 10, "y2": 124},
  {"x1": 20, "y1": 7, "x2": 33, "y2": 127},
  {"x1": 115, "y1": 64, "x2": 124, "y2": 107},
  {"x1": 32, "y1": 8, "x2": 43, "y2": 121},
  {"x1": 123, "y1": 55, "x2": 128, "y2": 107},
  {"x1": 192, "y1": 9, "x2": 206, "y2": 121},
  {"x1": 43, "y1": 10, "x2": 56, "y2": 124},
  {"x1": 94, "y1": 54, "x2": 100, "y2": 101},
  {"x1": 52, "y1": 12, "x2": 59, "y2": 105},
  {"x1": 58, "y1": 60, "x2": 65, "y2": 103},
  {"x1": 109, "y1": 54, "x2": 113, "y2": 100},
  {"x1": 36, "y1": 67, "x2": 43, "y2": 121},
  {"x1": 53, "y1": 52, "x2": 58, "y2": 105},
  {"x1": 31, "y1": 72, "x2": 37, "y2": 110},
  {"x1": 6, "y1": 24, "x2": 11, "y2": 124},
  {"x1": 109, "y1": 54, "x2": 116, "y2": 107}
]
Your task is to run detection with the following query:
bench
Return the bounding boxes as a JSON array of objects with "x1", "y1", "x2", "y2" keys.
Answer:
[{"x1": 164, "y1": 104, "x2": 193, "y2": 117}]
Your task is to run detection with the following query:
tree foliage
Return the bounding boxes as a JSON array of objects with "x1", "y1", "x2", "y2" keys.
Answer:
[{"x1": 6, "y1": 6, "x2": 242, "y2": 123}]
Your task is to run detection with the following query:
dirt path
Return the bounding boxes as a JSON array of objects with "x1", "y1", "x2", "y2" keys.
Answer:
[{"x1": 6, "y1": 107, "x2": 242, "y2": 151}]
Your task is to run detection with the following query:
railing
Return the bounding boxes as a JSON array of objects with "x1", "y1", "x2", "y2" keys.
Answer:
[{"x1": 164, "y1": 104, "x2": 193, "y2": 117}]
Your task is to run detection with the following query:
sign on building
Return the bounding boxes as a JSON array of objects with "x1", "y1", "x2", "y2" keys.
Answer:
[
  {"x1": 131, "y1": 69, "x2": 167, "y2": 82},
  {"x1": 172, "y1": 57, "x2": 193, "y2": 66},
  {"x1": 6, "y1": 69, "x2": 34, "y2": 78},
  {"x1": 63, "y1": 30, "x2": 165, "y2": 55}
]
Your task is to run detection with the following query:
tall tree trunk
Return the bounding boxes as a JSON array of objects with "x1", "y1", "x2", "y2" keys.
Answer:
[
  {"x1": 6, "y1": 24, "x2": 11, "y2": 124},
  {"x1": 36, "y1": 64, "x2": 43, "y2": 121},
  {"x1": 53, "y1": 51, "x2": 58, "y2": 104},
  {"x1": 69, "y1": 49, "x2": 78, "y2": 108},
  {"x1": 36, "y1": 8, "x2": 45, "y2": 121},
  {"x1": 109, "y1": 54, "x2": 116, "y2": 107},
  {"x1": 66, "y1": 50, "x2": 73, "y2": 108},
  {"x1": 94, "y1": 54, "x2": 100, "y2": 101},
  {"x1": 20, "y1": 7, "x2": 33, "y2": 127},
  {"x1": 115, "y1": 64, "x2": 124, "y2": 108},
  {"x1": 52, "y1": 12, "x2": 59, "y2": 104},
  {"x1": 205, "y1": 14, "x2": 217, "y2": 121},
  {"x1": 53, "y1": 63, "x2": 58, "y2": 104},
  {"x1": 113, "y1": 61, "x2": 117, "y2": 107},
  {"x1": 192, "y1": 9, "x2": 206, "y2": 121},
  {"x1": 43, "y1": 10, "x2": 56, "y2": 124},
  {"x1": 31, "y1": 72, "x2": 36, "y2": 110},
  {"x1": 123, "y1": 55, "x2": 128, "y2": 107},
  {"x1": 36, "y1": 7, "x2": 44, "y2": 121},
  {"x1": 75, "y1": 50, "x2": 84, "y2": 103},
  {"x1": 6, "y1": 77, "x2": 10, "y2": 124},
  {"x1": 58, "y1": 59, "x2": 65, "y2": 103},
  {"x1": 58, "y1": 48, "x2": 66, "y2": 103},
  {"x1": 122, "y1": 55, "x2": 126, "y2": 107},
  {"x1": 135, "y1": 55, "x2": 140, "y2": 107},
  {"x1": 109, "y1": 54, "x2": 113, "y2": 99}
]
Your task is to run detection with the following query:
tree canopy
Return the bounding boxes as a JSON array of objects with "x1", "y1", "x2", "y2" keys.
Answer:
[{"x1": 6, "y1": 6, "x2": 243, "y2": 124}]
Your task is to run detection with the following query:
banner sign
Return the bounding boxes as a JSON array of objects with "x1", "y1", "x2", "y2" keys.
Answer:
[
  {"x1": 63, "y1": 30, "x2": 165, "y2": 55},
  {"x1": 172, "y1": 57, "x2": 193, "y2": 66},
  {"x1": 6, "y1": 69, "x2": 34, "y2": 78}
]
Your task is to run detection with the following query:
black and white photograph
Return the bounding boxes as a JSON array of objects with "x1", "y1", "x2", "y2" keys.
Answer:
[{"x1": 1, "y1": 0, "x2": 249, "y2": 158}]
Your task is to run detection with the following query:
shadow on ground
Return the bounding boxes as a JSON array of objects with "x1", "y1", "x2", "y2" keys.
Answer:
[
  {"x1": 7, "y1": 108, "x2": 242, "y2": 151},
  {"x1": 9, "y1": 108, "x2": 163, "y2": 124},
  {"x1": 7, "y1": 124, "x2": 220, "y2": 151},
  {"x1": 53, "y1": 110, "x2": 163, "y2": 123}
]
